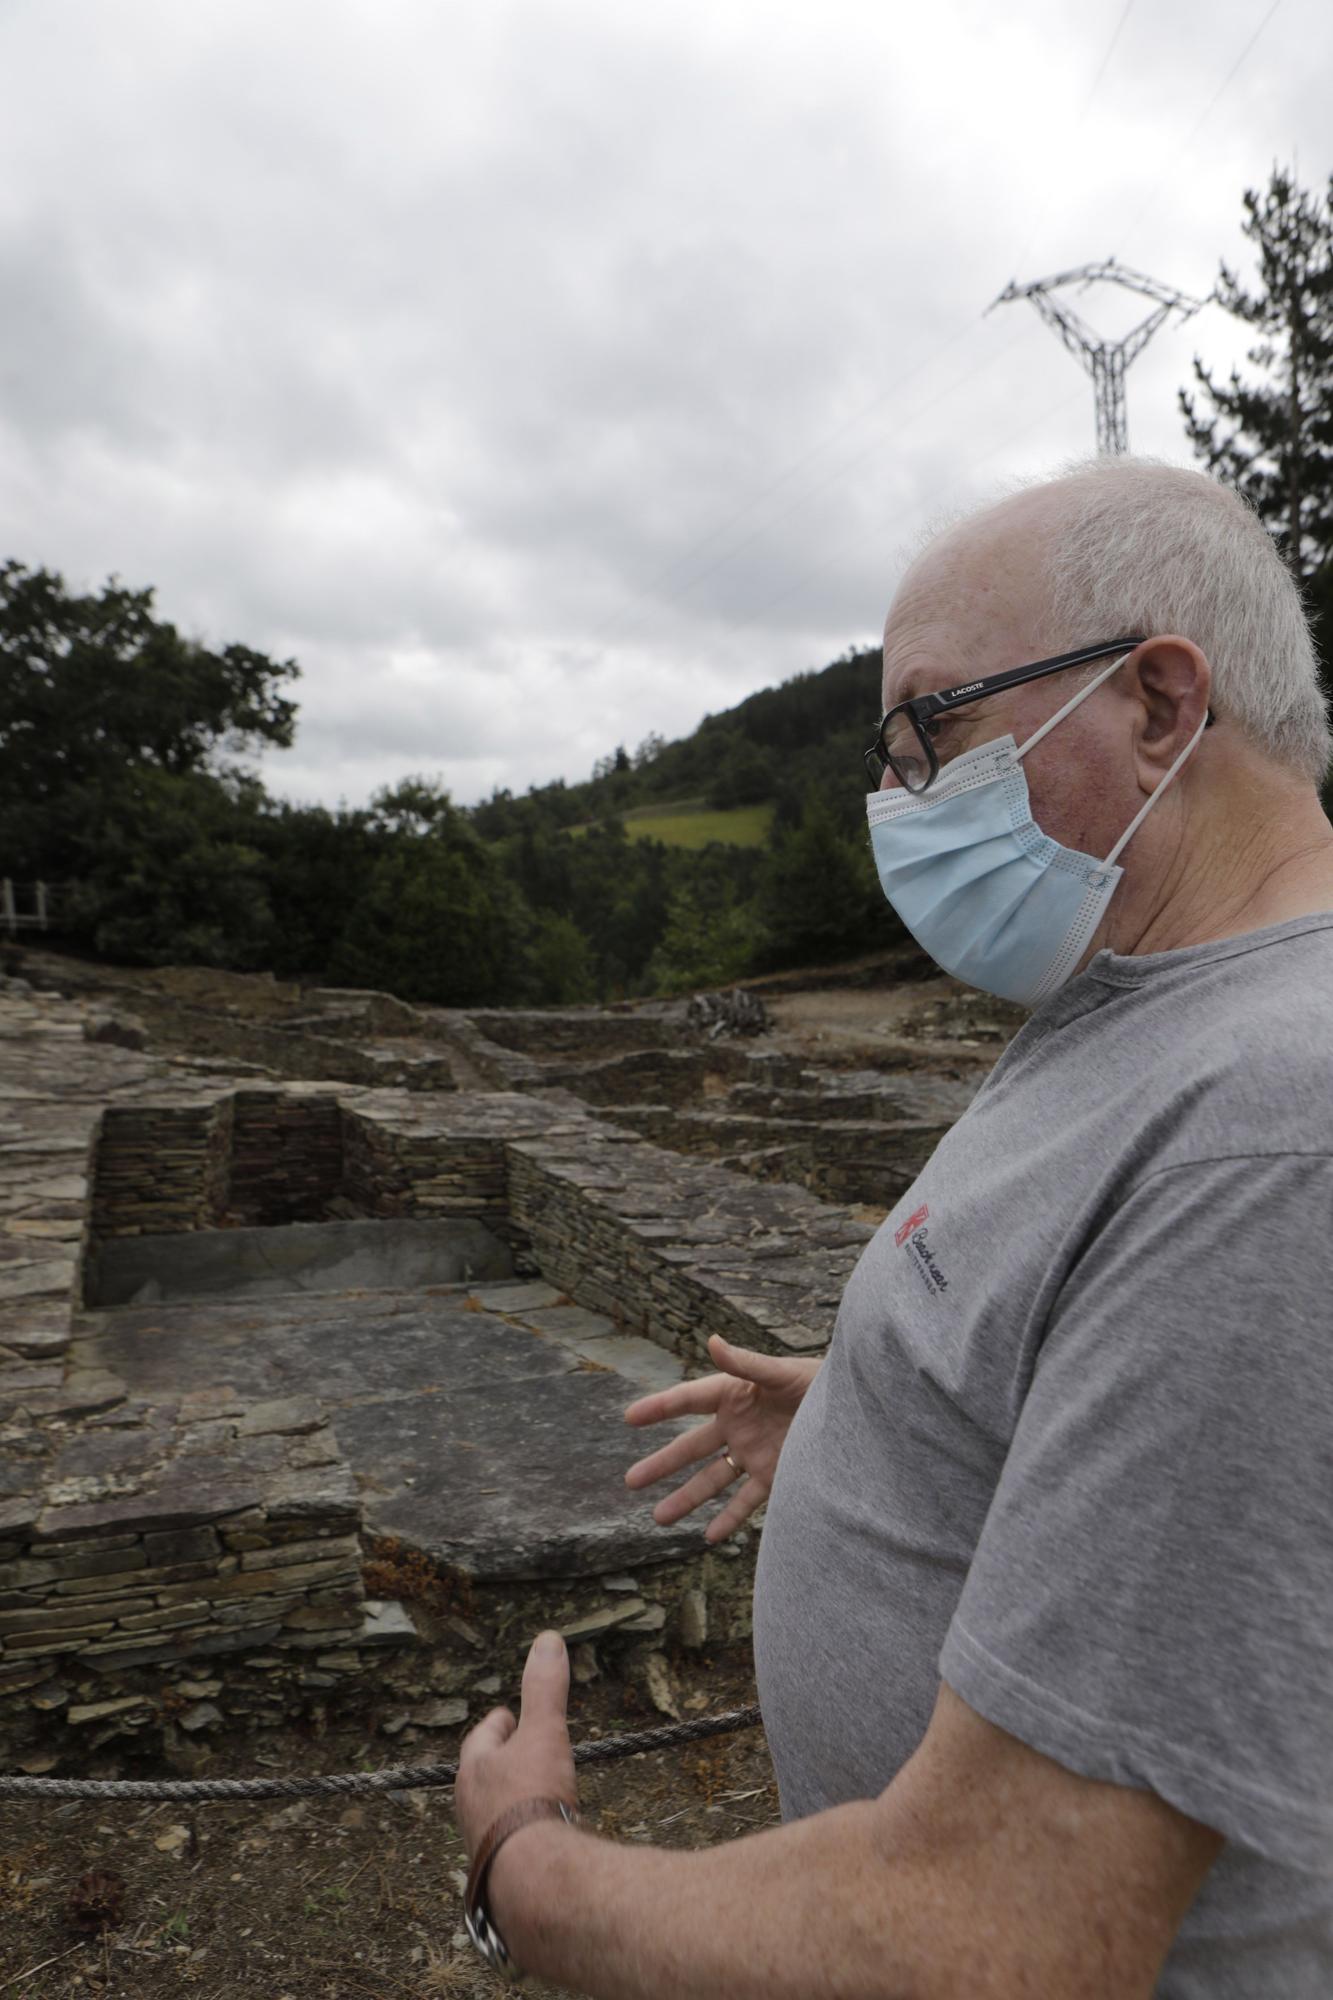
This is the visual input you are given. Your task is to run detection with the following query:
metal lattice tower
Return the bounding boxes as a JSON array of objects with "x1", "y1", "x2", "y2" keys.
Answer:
[{"x1": 991, "y1": 260, "x2": 1208, "y2": 454}]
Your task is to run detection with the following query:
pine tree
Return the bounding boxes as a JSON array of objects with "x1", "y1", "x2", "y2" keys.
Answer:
[
  {"x1": 757, "y1": 792, "x2": 881, "y2": 968},
  {"x1": 1180, "y1": 168, "x2": 1333, "y2": 697}
]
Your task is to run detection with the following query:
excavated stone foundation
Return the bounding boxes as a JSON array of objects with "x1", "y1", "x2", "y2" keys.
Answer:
[{"x1": 1, "y1": 976, "x2": 907, "y2": 1766}]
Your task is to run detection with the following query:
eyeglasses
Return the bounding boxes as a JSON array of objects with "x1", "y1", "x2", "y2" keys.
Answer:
[{"x1": 863, "y1": 637, "x2": 1146, "y2": 795}]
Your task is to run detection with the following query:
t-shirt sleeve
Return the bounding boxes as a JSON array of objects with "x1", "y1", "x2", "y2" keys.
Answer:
[{"x1": 939, "y1": 1151, "x2": 1333, "y2": 1871}]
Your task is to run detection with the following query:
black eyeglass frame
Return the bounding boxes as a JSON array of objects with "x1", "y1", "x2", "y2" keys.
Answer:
[{"x1": 864, "y1": 636, "x2": 1149, "y2": 794}]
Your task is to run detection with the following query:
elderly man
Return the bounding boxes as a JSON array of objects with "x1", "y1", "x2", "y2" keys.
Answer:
[{"x1": 456, "y1": 458, "x2": 1333, "y2": 1997}]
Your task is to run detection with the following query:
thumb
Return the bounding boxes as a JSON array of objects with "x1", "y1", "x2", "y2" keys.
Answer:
[
  {"x1": 519, "y1": 1629, "x2": 570, "y2": 1728},
  {"x1": 708, "y1": 1334, "x2": 790, "y2": 1387}
]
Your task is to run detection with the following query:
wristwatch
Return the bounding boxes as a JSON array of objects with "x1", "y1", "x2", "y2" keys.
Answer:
[{"x1": 465, "y1": 1795, "x2": 580, "y2": 1984}]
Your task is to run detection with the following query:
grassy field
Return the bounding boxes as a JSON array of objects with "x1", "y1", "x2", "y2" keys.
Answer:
[{"x1": 571, "y1": 799, "x2": 775, "y2": 849}]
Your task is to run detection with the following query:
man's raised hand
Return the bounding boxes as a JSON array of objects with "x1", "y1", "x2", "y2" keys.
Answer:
[{"x1": 623, "y1": 1334, "x2": 821, "y2": 1544}]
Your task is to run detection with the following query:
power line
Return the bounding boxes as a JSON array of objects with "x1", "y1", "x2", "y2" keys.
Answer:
[
  {"x1": 643, "y1": 9, "x2": 1155, "y2": 622},
  {"x1": 661, "y1": 326, "x2": 1029, "y2": 603},
  {"x1": 644, "y1": 316, "x2": 987, "y2": 595},
  {"x1": 1000, "y1": 0, "x2": 1141, "y2": 302},
  {"x1": 1077, "y1": 0, "x2": 1138, "y2": 120},
  {"x1": 1116, "y1": 0, "x2": 1285, "y2": 250},
  {"x1": 746, "y1": 380, "x2": 1091, "y2": 628},
  {"x1": 633, "y1": 5, "x2": 1201, "y2": 645}
]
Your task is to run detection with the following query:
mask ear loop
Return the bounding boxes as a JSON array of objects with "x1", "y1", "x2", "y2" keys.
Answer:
[
  {"x1": 1103, "y1": 706, "x2": 1211, "y2": 869},
  {"x1": 1014, "y1": 651, "x2": 1132, "y2": 763}
]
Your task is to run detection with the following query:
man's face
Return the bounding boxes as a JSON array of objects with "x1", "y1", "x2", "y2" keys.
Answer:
[{"x1": 879, "y1": 506, "x2": 1136, "y2": 860}]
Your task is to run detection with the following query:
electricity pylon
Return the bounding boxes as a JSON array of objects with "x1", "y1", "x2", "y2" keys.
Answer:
[{"x1": 990, "y1": 259, "x2": 1209, "y2": 454}]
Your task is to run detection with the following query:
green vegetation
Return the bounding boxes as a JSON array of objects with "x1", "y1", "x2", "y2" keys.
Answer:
[
  {"x1": 0, "y1": 558, "x2": 893, "y2": 1002},
  {"x1": 1181, "y1": 164, "x2": 1333, "y2": 706},
  {"x1": 626, "y1": 803, "x2": 772, "y2": 849},
  {"x1": 587, "y1": 801, "x2": 776, "y2": 849}
]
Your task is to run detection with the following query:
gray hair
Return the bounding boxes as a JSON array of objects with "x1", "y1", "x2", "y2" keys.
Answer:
[{"x1": 1039, "y1": 456, "x2": 1330, "y2": 785}]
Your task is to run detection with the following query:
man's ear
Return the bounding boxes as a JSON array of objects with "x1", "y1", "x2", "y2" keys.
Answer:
[{"x1": 1127, "y1": 637, "x2": 1211, "y2": 787}]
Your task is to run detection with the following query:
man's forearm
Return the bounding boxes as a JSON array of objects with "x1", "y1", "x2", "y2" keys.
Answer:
[
  {"x1": 465, "y1": 1645, "x2": 1213, "y2": 2000},
  {"x1": 488, "y1": 1798, "x2": 923, "y2": 2000}
]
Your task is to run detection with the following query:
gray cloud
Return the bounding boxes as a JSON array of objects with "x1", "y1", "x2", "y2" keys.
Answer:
[{"x1": 1, "y1": 0, "x2": 1329, "y2": 808}]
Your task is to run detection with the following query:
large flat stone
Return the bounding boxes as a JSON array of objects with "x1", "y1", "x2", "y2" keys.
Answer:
[
  {"x1": 523, "y1": 1306, "x2": 619, "y2": 1343},
  {"x1": 341, "y1": 1313, "x2": 708, "y2": 1581},
  {"x1": 90, "y1": 1301, "x2": 576, "y2": 1404},
  {"x1": 468, "y1": 1281, "x2": 564, "y2": 1313},
  {"x1": 0, "y1": 1496, "x2": 39, "y2": 1537},
  {"x1": 91, "y1": 1298, "x2": 682, "y2": 1577},
  {"x1": 563, "y1": 1331, "x2": 686, "y2": 1395},
  {"x1": 35, "y1": 1465, "x2": 265, "y2": 1540},
  {"x1": 234, "y1": 1397, "x2": 325, "y2": 1439}
]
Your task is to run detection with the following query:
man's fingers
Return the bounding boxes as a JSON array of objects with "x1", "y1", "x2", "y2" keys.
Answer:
[
  {"x1": 649, "y1": 1450, "x2": 736, "y2": 1527},
  {"x1": 519, "y1": 1629, "x2": 570, "y2": 1728},
  {"x1": 624, "y1": 1378, "x2": 725, "y2": 1428},
  {"x1": 708, "y1": 1334, "x2": 793, "y2": 1387},
  {"x1": 625, "y1": 1416, "x2": 722, "y2": 1490},
  {"x1": 703, "y1": 1474, "x2": 767, "y2": 1544}
]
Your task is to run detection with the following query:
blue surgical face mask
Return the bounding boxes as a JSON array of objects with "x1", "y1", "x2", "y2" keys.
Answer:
[{"x1": 864, "y1": 653, "x2": 1209, "y2": 1006}]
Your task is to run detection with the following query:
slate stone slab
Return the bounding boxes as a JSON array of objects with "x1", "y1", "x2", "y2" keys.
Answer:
[
  {"x1": 342, "y1": 1314, "x2": 708, "y2": 1581},
  {"x1": 90, "y1": 1302, "x2": 576, "y2": 1404},
  {"x1": 49, "y1": 1426, "x2": 165, "y2": 1482},
  {"x1": 560, "y1": 1332, "x2": 685, "y2": 1396},
  {"x1": 0, "y1": 1261, "x2": 75, "y2": 1301},
  {"x1": 522, "y1": 1306, "x2": 619, "y2": 1343},
  {"x1": 469, "y1": 1282, "x2": 563, "y2": 1313},
  {"x1": 35, "y1": 1467, "x2": 267, "y2": 1540}
]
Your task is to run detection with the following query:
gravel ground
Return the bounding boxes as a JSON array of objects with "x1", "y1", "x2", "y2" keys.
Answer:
[{"x1": 0, "y1": 1648, "x2": 776, "y2": 2000}]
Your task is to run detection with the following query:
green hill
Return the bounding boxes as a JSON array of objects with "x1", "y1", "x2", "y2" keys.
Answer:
[
  {"x1": 568, "y1": 798, "x2": 777, "y2": 849},
  {"x1": 459, "y1": 641, "x2": 895, "y2": 1001},
  {"x1": 470, "y1": 644, "x2": 880, "y2": 848}
]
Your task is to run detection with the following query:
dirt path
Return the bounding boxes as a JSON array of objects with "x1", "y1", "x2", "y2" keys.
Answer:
[{"x1": 764, "y1": 980, "x2": 1025, "y2": 1069}]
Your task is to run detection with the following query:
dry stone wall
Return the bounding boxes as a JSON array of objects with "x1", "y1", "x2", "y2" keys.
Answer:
[
  {"x1": 598, "y1": 1104, "x2": 951, "y2": 1211},
  {"x1": 449, "y1": 1006, "x2": 988, "y2": 1214},
  {"x1": 226, "y1": 1090, "x2": 344, "y2": 1226},
  {"x1": 333, "y1": 1090, "x2": 875, "y2": 1360},
  {"x1": 1, "y1": 1395, "x2": 363, "y2": 1695},
  {"x1": 81, "y1": 1081, "x2": 887, "y2": 1364},
  {"x1": 339, "y1": 1097, "x2": 516, "y2": 1240},
  {"x1": 92, "y1": 1085, "x2": 370, "y2": 1246},
  {"x1": 506, "y1": 1128, "x2": 872, "y2": 1360},
  {"x1": 90, "y1": 1097, "x2": 233, "y2": 1242}
]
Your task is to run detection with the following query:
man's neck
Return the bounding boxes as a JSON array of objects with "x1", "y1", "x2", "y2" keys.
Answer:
[{"x1": 1105, "y1": 771, "x2": 1333, "y2": 961}]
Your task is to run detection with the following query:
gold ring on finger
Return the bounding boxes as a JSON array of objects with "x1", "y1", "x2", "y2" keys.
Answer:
[{"x1": 720, "y1": 1448, "x2": 744, "y2": 1478}]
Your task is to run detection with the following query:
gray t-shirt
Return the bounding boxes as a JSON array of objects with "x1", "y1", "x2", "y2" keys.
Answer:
[{"x1": 753, "y1": 915, "x2": 1333, "y2": 1998}]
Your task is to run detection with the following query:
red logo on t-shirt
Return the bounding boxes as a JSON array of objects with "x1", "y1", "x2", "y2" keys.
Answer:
[{"x1": 895, "y1": 1203, "x2": 929, "y2": 1248}]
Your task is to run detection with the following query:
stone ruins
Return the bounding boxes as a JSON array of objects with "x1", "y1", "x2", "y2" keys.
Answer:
[{"x1": 0, "y1": 956, "x2": 1014, "y2": 1765}]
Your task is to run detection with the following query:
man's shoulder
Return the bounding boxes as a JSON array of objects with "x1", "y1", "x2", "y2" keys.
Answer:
[{"x1": 1082, "y1": 916, "x2": 1333, "y2": 1168}]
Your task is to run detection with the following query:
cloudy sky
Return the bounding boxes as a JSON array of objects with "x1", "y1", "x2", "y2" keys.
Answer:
[{"x1": 1, "y1": 0, "x2": 1327, "y2": 808}]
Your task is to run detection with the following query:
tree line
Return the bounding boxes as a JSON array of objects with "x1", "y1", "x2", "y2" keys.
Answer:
[
  {"x1": 3, "y1": 166, "x2": 1331, "y2": 1007},
  {"x1": 0, "y1": 556, "x2": 890, "y2": 1002}
]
